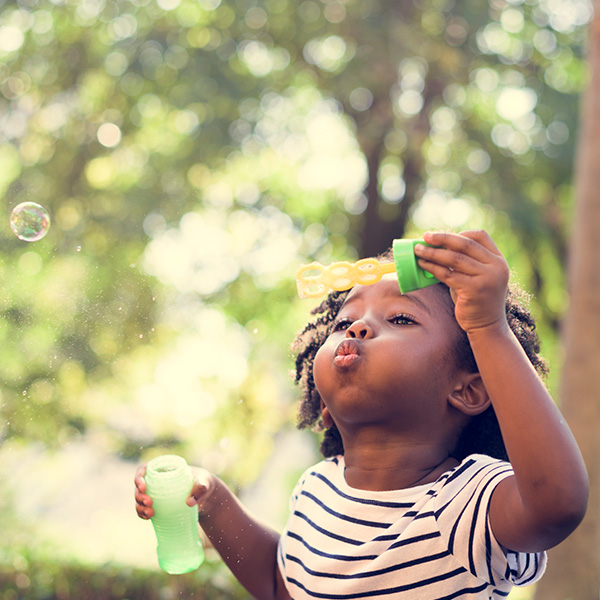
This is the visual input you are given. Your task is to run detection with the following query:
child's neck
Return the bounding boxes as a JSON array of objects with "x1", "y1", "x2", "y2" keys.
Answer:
[{"x1": 341, "y1": 440, "x2": 458, "y2": 492}]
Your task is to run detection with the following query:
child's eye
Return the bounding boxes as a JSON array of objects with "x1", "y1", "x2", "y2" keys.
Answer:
[
  {"x1": 332, "y1": 317, "x2": 353, "y2": 331},
  {"x1": 389, "y1": 313, "x2": 417, "y2": 326}
]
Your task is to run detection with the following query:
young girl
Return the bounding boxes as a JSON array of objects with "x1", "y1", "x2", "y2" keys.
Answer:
[{"x1": 135, "y1": 230, "x2": 588, "y2": 600}]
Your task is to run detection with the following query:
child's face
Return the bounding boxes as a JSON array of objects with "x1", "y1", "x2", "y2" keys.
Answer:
[{"x1": 313, "y1": 275, "x2": 465, "y2": 435}]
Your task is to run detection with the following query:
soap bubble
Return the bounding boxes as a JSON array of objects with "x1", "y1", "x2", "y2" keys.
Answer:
[{"x1": 10, "y1": 202, "x2": 51, "y2": 242}]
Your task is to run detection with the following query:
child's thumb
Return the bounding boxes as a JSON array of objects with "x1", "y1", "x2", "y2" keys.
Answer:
[
  {"x1": 450, "y1": 287, "x2": 458, "y2": 305},
  {"x1": 186, "y1": 467, "x2": 212, "y2": 507},
  {"x1": 187, "y1": 483, "x2": 207, "y2": 506}
]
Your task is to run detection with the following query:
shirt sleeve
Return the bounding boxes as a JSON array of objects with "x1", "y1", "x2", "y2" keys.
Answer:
[
  {"x1": 278, "y1": 464, "x2": 316, "y2": 590},
  {"x1": 287, "y1": 466, "x2": 311, "y2": 513},
  {"x1": 435, "y1": 455, "x2": 547, "y2": 587}
]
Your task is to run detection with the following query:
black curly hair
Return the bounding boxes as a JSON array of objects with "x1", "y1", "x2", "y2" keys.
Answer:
[{"x1": 292, "y1": 251, "x2": 548, "y2": 463}]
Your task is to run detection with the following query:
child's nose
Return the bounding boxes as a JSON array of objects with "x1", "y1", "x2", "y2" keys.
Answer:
[{"x1": 346, "y1": 320, "x2": 372, "y2": 339}]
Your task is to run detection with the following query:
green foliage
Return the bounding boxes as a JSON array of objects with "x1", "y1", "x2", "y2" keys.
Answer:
[{"x1": 0, "y1": 558, "x2": 247, "y2": 600}]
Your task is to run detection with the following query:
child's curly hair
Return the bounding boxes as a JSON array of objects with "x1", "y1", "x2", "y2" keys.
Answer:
[{"x1": 292, "y1": 251, "x2": 548, "y2": 462}]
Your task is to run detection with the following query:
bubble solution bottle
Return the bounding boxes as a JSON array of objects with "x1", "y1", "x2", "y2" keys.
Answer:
[{"x1": 145, "y1": 454, "x2": 204, "y2": 574}]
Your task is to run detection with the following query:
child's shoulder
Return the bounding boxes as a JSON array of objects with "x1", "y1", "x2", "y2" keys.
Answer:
[
  {"x1": 436, "y1": 453, "x2": 514, "y2": 499},
  {"x1": 454, "y1": 453, "x2": 511, "y2": 471}
]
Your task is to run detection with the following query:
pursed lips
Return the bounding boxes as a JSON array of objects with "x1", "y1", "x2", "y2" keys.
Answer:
[{"x1": 334, "y1": 338, "x2": 361, "y2": 367}]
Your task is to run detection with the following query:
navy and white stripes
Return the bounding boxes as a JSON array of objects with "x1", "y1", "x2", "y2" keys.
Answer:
[{"x1": 277, "y1": 454, "x2": 546, "y2": 599}]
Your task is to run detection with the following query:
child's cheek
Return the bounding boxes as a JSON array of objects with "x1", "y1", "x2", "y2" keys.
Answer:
[{"x1": 312, "y1": 344, "x2": 330, "y2": 394}]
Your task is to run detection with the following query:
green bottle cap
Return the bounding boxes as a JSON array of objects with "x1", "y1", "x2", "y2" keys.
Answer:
[{"x1": 392, "y1": 239, "x2": 439, "y2": 293}]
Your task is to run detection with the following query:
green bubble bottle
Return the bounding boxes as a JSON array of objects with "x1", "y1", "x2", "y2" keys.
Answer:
[{"x1": 145, "y1": 454, "x2": 204, "y2": 574}]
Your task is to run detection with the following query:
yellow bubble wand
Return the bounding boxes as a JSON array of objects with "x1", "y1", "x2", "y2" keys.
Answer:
[{"x1": 296, "y1": 239, "x2": 439, "y2": 299}]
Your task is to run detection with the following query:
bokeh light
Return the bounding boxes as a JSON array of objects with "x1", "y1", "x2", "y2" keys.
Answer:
[{"x1": 97, "y1": 123, "x2": 122, "y2": 147}]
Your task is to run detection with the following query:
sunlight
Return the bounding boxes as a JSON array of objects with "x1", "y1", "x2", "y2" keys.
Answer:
[
  {"x1": 466, "y1": 148, "x2": 491, "y2": 174},
  {"x1": 238, "y1": 40, "x2": 275, "y2": 77},
  {"x1": 132, "y1": 306, "x2": 251, "y2": 431},
  {"x1": 0, "y1": 25, "x2": 24, "y2": 53},
  {"x1": 97, "y1": 122, "x2": 122, "y2": 147},
  {"x1": 496, "y1": 87, "x2": 538, "y2": 121},
  {"x1": 297, "y1": 108, "x2": 367, "y2": 196},
  {"x1": 303, "y1": 35, "x2": 353, "y2": 72},
  {"x1": 143, "y1": 205, "x2": 302, "y2": 295},
  {"x1": 412, "y1": 190, "x2": 475, "y2": 229},
  {"x1": 539, "y1": 0, "x2": 592, "y2": 34}
]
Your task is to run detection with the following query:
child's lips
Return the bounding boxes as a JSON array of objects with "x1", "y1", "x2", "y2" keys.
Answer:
[{"x1": 334, "y1": 339, "x2": 361, "y2": 367}]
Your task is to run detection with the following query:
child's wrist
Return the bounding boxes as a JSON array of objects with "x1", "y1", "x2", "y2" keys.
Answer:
[{"x1": 465, "y1": 318, "x2": 511, "y2": 341}]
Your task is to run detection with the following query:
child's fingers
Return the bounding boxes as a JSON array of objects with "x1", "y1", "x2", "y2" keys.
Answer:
[
  {"x1": 423, "y1": 230, "x2": 500, "y2": 262},
  {"x1": 415, "y1": 257, "x2": 472, "y2": 291},
  {"x1": 134, "y1": 464, "x2": 154, "y2": 520},
  {"x1": 135, "y1": 485, "x2": 152, "y2": 507},
  {"x1": 457, "y1": 229, "x2": 503, "y2": 254},
  {"x1": 136, "y1": 500, "x2": 154, "y2": 520},
  {"x1": 135, "y1": 464, "x2": 147, "y2": 492},
  {"x1": 135, "y1": 488, "x2": 154, "y2": 519},
  {"x1": 418, "y1": 230, "x2": 509, "y2": 284},
  {"x1": 415, "y1": 245, "x2": 481, "y2": 277}
]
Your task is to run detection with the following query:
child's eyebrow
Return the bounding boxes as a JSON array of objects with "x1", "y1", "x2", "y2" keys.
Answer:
[
  {"x1": 341, "y1": 287, "x2": 432, "y2": 316},
  {"x1": 400, "y1": 292, "x2": 432, "y2": 316}
]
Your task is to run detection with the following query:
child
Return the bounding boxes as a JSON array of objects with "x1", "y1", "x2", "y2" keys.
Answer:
[{"x1": 135, "y1": 230, "x2": 588, "y2": 600}]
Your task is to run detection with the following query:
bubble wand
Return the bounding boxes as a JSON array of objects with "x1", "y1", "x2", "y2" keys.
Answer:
[{"x1": 296, "y1": 239, "x2": 439, "y2": 299}]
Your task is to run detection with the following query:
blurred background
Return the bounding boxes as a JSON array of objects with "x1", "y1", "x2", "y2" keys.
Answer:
[{"x1": 0, "y1": 0, "x2": 593, "y2": 598}]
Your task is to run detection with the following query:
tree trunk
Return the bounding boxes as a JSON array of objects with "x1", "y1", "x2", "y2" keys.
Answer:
[
  {"x1": 356, "y1": 74, "x2": 445, "y2": 259},
  {"x1": 534, "y1": 6, "x2": 600, "y2": 600}
]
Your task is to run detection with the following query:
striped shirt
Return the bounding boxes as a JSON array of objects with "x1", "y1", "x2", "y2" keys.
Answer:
[{"x1": 277, "y1": 454, "x2": 546, "y2": 599}]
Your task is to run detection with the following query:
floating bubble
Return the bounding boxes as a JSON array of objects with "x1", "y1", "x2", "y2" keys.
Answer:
[{"x1": 10, "y1": 202, "x2": 51, "y2": 242}]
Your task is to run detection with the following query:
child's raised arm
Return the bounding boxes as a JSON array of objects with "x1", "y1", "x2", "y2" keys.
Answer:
[
  {"x1": 415, "y1": 230, "x2": 588, "y2": 553},
  {"x1": 135, "y1": 464, "x2": 290, "y2": 600}
]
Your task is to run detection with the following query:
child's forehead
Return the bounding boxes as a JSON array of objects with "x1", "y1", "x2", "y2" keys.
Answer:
[
  {"x1": 341, "y1": 275, "x2": 437, "y2": 311},
  {"x1": 343, "y1": 274, "x2": 398, "y2": 299}
]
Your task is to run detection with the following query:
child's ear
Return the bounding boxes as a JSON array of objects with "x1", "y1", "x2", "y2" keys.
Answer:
[
  {"x1": 320, "y1": 399, "x2": 335, "y2": 428},
  {"x1": 447, "y1": 373, "x2": 491, "y2": 416}
]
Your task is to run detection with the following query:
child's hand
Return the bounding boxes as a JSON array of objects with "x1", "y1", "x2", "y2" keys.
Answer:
[
  {"x1": 134, "y1": 464, "x2": 153, "y2": 519},
  {"x1": 414, "y1": 230, "x2": 510, "y2": 334},
  {"x1": 134, "y1": 463, "x2": 214, "y2": 520}
]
